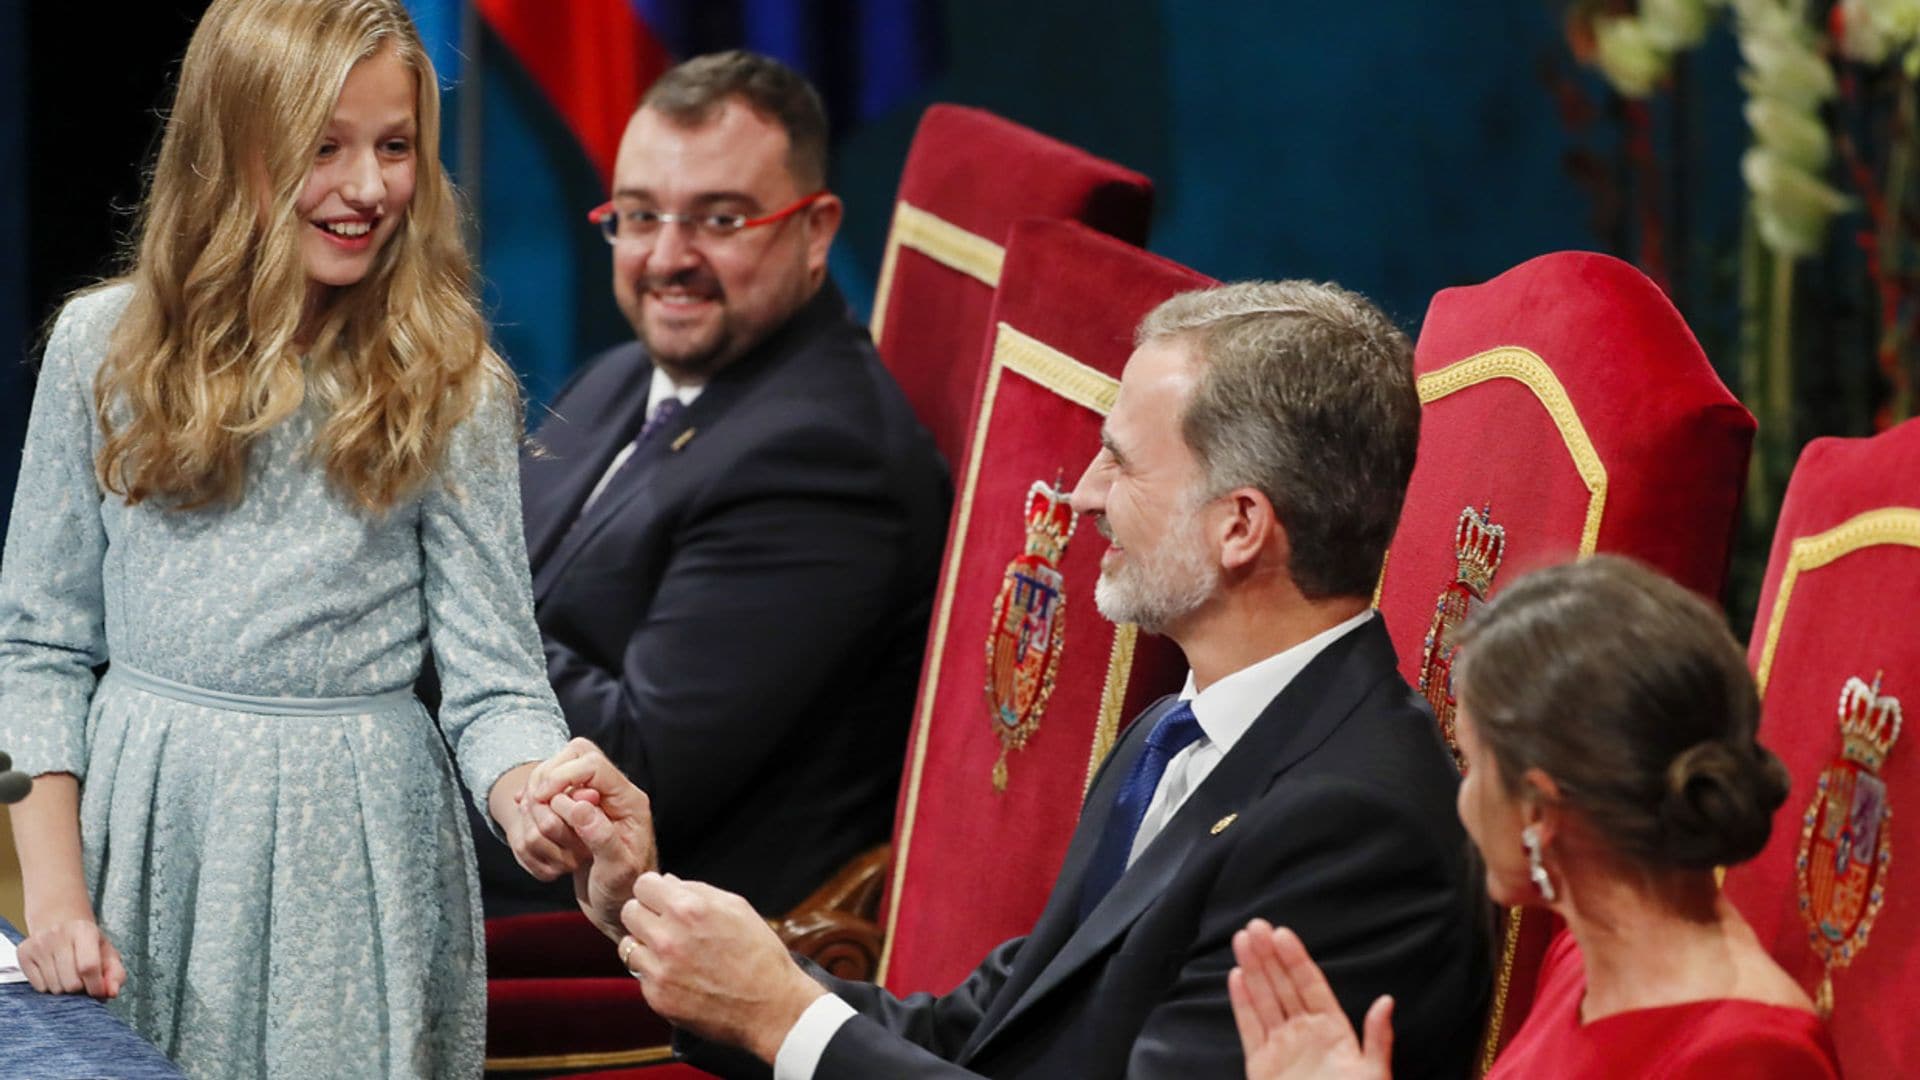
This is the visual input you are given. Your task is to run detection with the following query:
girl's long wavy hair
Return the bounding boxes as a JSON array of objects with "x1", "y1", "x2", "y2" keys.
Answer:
[{"x1": 94, "y1": 0, "x2": 510, "y2": 514}]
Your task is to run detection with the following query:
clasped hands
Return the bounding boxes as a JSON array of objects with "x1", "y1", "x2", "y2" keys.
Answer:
[{"x1": 506, "y1": 738, "x2": 826, "y2": 1063}]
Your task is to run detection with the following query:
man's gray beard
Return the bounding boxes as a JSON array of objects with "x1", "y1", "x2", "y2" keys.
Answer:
[{"x1": 1092, "y1": 513, "x2": 1219, "y2": 635}]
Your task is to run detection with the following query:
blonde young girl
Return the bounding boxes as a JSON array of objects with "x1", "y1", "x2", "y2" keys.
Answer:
[{"x1": 0, "y1": 1, "x2": 579, "y2": 1075}]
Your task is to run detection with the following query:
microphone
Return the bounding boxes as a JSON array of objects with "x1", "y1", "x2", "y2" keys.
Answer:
[{"x1": 0, "y1": 751, "x2": 32, "y2": 805}]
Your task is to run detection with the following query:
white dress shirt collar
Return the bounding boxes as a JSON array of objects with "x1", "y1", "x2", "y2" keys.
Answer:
[{"x1": 1176, "y1": 607, "x2": 1377, "y2": 755}]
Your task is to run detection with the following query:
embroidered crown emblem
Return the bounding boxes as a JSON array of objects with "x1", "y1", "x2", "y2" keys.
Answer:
[
  {"x1": 985, "y1": 477, "x2": 1078, "y2": 792},
  {"x1": 1419, "y1": 505, "x2": 1507, "y2": 770},
  {"x1": 1451, "y1": 504, "x2": 1507, "y2": 595},
  {"x1": 1839, "y1": 673, "x2": 1902, "y2": 772},
  {"x1": 1796, "y1": 670, "x2": 1902, "y2": 1018},
  {"x1": 1021, "y1": 482, "x2": 1077, "y2": 565}
]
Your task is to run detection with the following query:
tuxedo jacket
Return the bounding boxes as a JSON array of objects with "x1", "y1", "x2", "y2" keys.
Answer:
[
  {"x1": 685, "y1": 617, "x2": 1490, "y2": 1079},
  {"x1": 475, "y1": 281, "x2": 950, "y2": 917}
]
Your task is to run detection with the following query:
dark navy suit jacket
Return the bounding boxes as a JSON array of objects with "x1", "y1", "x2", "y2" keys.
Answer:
[
  {"x1": 684, "y1": 617, "x2": 1490, "y2": 1079},
  {"x1": 475, "y1": 281, "x2": 950, "y2": 917}
]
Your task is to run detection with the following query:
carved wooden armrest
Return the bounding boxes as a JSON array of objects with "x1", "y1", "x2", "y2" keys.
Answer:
[{"x1": 768, "y1": 844, "x2": 890, "y2": 981}]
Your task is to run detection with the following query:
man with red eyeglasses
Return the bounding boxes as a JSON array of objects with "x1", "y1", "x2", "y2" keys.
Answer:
[{"x1": 475, "y1": 51, "x2": 949, "y2": 920}]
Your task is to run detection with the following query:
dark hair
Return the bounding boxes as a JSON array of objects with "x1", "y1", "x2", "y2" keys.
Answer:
[
  {"x1": 1454, "y1": 556, "x2": 1790, "y2": 870},
  {"x1": 1137, "y1": 281, "x2": 1419, "y2": 599},
  {"x1": 640, "y1": 50, "x2": 829, "y2": 191}
]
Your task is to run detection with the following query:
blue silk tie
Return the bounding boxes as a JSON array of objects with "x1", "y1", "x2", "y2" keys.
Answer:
[{"x1": 1077, "y1": 701, "x2": 1204, "y2": 921}]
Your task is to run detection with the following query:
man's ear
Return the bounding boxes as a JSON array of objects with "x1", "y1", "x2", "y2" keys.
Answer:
[
  {"x1": 804, "y1": 193, "x2": 843, "y2": 275},
  {"x1": 1216, "y1": 486, "x2": 1279, "y2": 573}
]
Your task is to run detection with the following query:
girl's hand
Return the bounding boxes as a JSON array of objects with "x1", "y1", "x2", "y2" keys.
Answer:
[
  {"x1": 491, "y1": 761, "x2": 585, "y2": 880},
  {"x1": 1230, "y1": 919, "x2": 1393, "y2": 1080},
  {"x1": 19, "y1": 910, "x2": 126, "y2": 999}
]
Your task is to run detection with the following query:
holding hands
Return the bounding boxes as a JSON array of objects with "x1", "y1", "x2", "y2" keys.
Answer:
[
  {"x1": 511, "y1": 737, "x2": 823, "y2": 1065},
  {"x1": 490, "y1": 758, "x2": 591, "y2": 881},
  {"x1": 518, "y1": 738, "x2": 661, "y2": 941},
  {"x1": 1230, "y1": 919, "x2": 1394, "y2": 1080}
]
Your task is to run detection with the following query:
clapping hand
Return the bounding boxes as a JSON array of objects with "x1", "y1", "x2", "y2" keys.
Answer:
[{"x1": 1230, "y1": 919, "x2": 1394, "y2": 1080}]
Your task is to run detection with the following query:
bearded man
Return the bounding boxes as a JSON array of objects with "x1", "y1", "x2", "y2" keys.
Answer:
[
  {"x1": 537, "y1": 280, "x2": 1492, "y2": 1080},
  {"x1": 480, "y1": 51, "x2": 948, "y2": 919}
]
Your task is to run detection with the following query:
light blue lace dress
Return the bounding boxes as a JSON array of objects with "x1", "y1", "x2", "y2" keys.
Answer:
[{"x1": 0, "y1": 285, "x2": 570, "y2": 1078}]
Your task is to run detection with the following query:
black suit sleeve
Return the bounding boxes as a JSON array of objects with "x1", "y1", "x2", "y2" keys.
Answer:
[
  {"x1": 795, "y1": 779, "x2": 1473, "y2": 1080},
  {"x1": 675, "y1": 939, "x2": 1022, "y2": 1079},
  {"x1": 1119, "y1": 777, "x2": 1479, "y2": 1080},
  {"x1": 544, "y1": 415, "x2": 919, "y2": 861}
]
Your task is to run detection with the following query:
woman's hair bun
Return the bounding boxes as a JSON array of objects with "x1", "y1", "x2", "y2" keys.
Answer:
[{"x1": 1658, "y1": 739, "x2": 1791, "y2": 868}]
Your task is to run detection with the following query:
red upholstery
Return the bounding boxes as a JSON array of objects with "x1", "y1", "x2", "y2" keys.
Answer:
[
  {"x1": 1722, "y1": 419, "x2": 1920, "y2": 1078},
  {"x1": 878, "y1": 219, "x2": 1210, "y2": 996},
  {"x1": 488, "y1": 911, "x2": 627, "y2": 979},
  {"x1": 484, "y1": 913, "x2": 680, "y2": 1074},
  {"x1": 1374, "y1": 251, "x2": 1756, "y2": 1066},
  {"x1": 871, "y1": 104, "x2": 1153, "y2": 469}
]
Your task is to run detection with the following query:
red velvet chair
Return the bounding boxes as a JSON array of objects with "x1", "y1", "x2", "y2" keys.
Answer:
[
  {"x1": 877, "y1": 218, "x2": 1211, "y2": 995},
  {"x1": 1721, "y1": 419, "x2": 1920, "y2": 1077},
  {"x1": 1373, "y1": 251, "x2": 1756, "y2": 1071},
  {"x1": 869, "y1": 104, "x2": 1153, "y2": 470},
  {"x1": 523, "y1": 220, "x2": 1208, "y2": 1073},
  {"x1": 485, "y1": 846, "x2": 887, "y2": 1076}
]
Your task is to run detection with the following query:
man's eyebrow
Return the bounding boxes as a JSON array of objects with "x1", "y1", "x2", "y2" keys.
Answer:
[
  {"x1": 1099, "y1": 427, "x2": 1126, "y2": 464},
  {"x1": 608, "y1": 189, "x2": 759, "y2": 209}
]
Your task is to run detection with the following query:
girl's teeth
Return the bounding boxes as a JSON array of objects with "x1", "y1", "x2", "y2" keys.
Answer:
[{"x1": 322, "y1": 221, "x2": 372, "y2": 237}]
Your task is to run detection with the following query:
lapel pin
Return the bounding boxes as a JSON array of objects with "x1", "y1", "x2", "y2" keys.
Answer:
[
  {"x1": 670, "y1": 429, "x2": 696, "y2": 452},
  {"x1": 1210, "y1": 813, "x2": 1237, "y2": 836}
]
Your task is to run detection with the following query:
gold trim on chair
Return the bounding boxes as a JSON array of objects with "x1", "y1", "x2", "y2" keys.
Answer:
[
  {"x1": 1085, "y1": 624, "x2": 1140, "y2": 797},
  {"x1": 1417, "y1": 347, "x2": 1609, "y2": 556},
  {"x1": 1415, "y1": 347, "x2": 1609, "y2": 1077},
  {"x1": 878, "y1": 321, "x2": 1125, "y2": 985},
  {"x1": 484, "y1": 1044, "x2": 678, "y2": 1073},
  {"x1": 870, "y1": 201, "x2": 1008, "y2": 344},
  {"x1": 1754, "y1": 507, "x2": 1920, "y2": 696}
]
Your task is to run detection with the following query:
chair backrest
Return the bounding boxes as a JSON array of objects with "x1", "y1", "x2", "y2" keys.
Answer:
[
  {"x1": 876, "y1": 219, "x2": 1210, "y2": 996},
  {"x1": 1722, "y1": 419, "x2": 1920, "y2": 1078},
  {"x1": 870, "y1": 104, "x2": 1153, "y2": 469},
  {"x1": 1374, "y1": 251, "x2": 1756, "y2": 1070}
]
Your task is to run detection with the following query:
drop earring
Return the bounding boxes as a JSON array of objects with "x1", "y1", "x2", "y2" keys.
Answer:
[{"x1": 1522, "y1": 824, "x2": 1556, "y2": 902}]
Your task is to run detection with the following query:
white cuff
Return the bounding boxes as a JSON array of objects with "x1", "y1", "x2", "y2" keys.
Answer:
[{"x1": 772, "y1": 992, "x2": 858, "y2": 1080}]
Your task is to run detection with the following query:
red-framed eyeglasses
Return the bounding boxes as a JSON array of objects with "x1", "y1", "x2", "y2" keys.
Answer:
[{"x1": 587, "y1": 191, "x2": 831, "y2": 245}]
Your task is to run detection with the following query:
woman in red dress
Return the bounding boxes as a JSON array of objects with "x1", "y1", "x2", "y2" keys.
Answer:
[{"x1": 1229, "y1": 556, "x2": 1840, "y2": 1079}]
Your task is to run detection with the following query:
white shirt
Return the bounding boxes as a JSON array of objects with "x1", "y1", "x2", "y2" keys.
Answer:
[
  {"x1": 580, "y1": 367, "x2": 704, "y2": 514},
  {"x1": 772, "y1": 610, "x2": 1378, "y2": 1080}
]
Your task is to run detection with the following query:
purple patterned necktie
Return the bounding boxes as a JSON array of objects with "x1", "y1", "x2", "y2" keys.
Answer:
[
  {"x1": 578, "y1": 396, "x2": 687, "y2": 519},
  {"x1": 637, "y1": 395, "x2": 686, "y2": 444}
]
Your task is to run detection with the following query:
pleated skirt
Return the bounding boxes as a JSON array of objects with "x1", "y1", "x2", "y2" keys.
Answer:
[{"x1": 80, "y1": 665, "x2": 485, "y2": 1079}]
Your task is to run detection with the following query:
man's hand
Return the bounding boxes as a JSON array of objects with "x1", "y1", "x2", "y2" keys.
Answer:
[
  {"x1": 618, "y1": 872, "x2": 827, "y2": 1064},
  {"x1": 489, "y1": 761, "x2": 585, "y2": 881},
  {"x1": 19, "y1": 908, "x2": 126, "y2": 999},
  {"x1": 525, "y1": 738, "x2": 659, "y2": 939}
]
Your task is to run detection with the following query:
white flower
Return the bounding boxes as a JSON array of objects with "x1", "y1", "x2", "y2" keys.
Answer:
[
  {"x1": 1595, "y1": 15, "x2": 1671, "y2": 97},
  {"x1": 1837, "y1": 0, "x2": 1920, "y2": 65},
  {"x1": 1745, "y1": 98, "x2": 1831, "y2": 171},
  {"x1": 1742, "y1": 148, "x2": 1852, "y2": 256},
  {"x1": 1642, "y1": 0, "x2": 1717, "y2": 51},
  {"x1": 1738, "y1": 30, "x2": 1838, "y2": 111}
]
